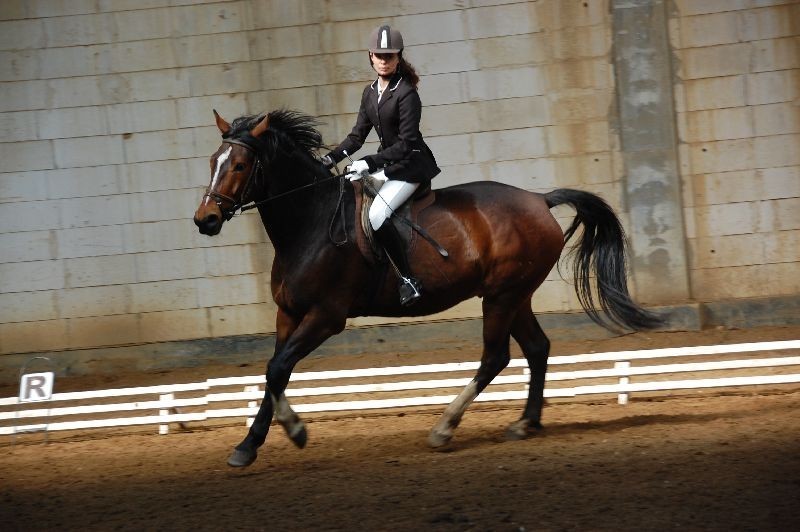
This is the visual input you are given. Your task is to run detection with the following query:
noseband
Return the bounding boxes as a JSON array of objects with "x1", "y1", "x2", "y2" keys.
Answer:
[{"x1": 203, "y1": 136, "x2": 265, "y2": 221}]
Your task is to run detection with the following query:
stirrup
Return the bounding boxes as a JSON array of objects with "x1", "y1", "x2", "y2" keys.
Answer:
[{"x1": 399, "y1": 277, "x2": 422, "y2": 307}]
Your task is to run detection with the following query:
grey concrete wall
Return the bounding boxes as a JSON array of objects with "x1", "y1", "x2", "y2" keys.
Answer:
[
  {"x1": 0, "y1": 0, "x2": 797, "y2": 371},
  {"x1": 669, "y1": 0, "x2": 800, "y2": 300}
]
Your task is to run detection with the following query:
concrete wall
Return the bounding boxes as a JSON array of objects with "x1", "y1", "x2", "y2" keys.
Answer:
[
  {"x1": 0, "y1": 0, "x2": 797, "y2": 369},
  {"x1": 1, "y1": 0, "x2": 272, "y2": 357},
  {"x1": 670, "y1": 0, "x2": 800, "y2": 301}
]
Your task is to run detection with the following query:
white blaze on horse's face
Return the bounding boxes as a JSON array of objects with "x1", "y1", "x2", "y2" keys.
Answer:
[{"x1": 211, "y1": 145, "x2": 233, "y2": 190}]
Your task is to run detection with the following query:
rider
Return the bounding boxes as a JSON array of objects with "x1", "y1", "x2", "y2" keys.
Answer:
[{"x1": 322, "y1": 25, "x2": 440, "y2": 307}]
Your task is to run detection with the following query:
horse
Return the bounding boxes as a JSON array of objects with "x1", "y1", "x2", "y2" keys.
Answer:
[{"x1": 193, "y1": 109, "x2": 663, "y2": 467}]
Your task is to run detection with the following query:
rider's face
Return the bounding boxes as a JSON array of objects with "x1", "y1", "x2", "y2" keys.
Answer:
[{"x1": 370, "y1": 52, "x2": 399, "y2": 77}]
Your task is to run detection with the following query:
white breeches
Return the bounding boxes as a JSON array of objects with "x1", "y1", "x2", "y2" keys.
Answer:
[{"x1": 369, "y1": 174, "x2": 420, "y2": 230}]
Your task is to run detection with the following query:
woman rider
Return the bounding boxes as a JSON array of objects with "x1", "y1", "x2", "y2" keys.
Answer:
[{"x1": 322, "y1": 25, "x2": 440, "y2": 307}]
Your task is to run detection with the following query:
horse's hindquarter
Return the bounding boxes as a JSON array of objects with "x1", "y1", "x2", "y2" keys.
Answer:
[
  {"x1": 415, "y1": 182, "x2": 565, "y2": 300},
  {"x1": 346, "y1": 182, "x2": 566, "y2": 319}
]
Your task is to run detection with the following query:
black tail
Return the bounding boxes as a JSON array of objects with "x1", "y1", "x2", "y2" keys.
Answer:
[{"x1": 545, "y1": 188, "x2": 664, "y2": 331}]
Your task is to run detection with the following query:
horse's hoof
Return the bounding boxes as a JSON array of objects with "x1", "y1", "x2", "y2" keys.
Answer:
[
  {"x1": 505, "y1": 420, "x2": 543, "y2": 441},
  {"x1": 505, "y1": 426, "x2": 528, "y2": 441},
  {"x1": 428, "y1": 430, "x2": 452, "y2": 448},
  {"x1": 227, "y1": 448, "x2": 257, "y2": 467},
  {"x1": 289, "y1": 424, "x2": 307, "y2": 449}
]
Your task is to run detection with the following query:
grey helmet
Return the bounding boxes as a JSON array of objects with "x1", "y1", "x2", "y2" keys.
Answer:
[{"x1": 368, "y1": 25, "x2": 404, "y2": 53}]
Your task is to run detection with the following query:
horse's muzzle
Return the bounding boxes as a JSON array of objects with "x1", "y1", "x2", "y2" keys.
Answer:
[{"x1": 194, "y1": 212, "x2": 223, "y2": 236}]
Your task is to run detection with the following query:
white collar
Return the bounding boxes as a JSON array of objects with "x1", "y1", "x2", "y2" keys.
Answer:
[{"x1": 372, "y1": 76, "x2": 403, "y2": 92}]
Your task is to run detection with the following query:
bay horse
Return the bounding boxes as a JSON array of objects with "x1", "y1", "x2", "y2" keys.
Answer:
[{"x1": 193, "y1": 109, "x2": 662, "y2": 467}]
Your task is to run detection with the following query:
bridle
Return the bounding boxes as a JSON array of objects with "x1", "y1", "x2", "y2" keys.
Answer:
[
  {"x1": 203, "y1": 137, "x2": 265, "y2": 221},
  {"x1": 203, "y1": 134, "x2": 344, "y2": 219}
]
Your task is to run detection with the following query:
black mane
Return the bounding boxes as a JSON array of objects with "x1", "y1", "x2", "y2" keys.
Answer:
[{"x1": 228, "y1": 109, "x2": 324, "y2": 158}]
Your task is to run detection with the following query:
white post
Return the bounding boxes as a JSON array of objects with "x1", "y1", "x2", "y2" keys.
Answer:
[
  {"x1": 245, "y1": 385, "x2": 259, "y2": 427},
  {"x1": 616, "y1": 361, "x2": 631, "y2": 405},
  {"x1": 159, "y1": 393, "x2": 173, "y2": 435}
]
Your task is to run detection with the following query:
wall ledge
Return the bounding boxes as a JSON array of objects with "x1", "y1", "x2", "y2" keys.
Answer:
[{"x1": 1, "y1": 294, "x2": 798, "y2": 385}]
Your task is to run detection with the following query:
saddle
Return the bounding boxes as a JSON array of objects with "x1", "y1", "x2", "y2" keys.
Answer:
[{"x1": 351, "y1": 174, "x2": 437, "y2": 265}]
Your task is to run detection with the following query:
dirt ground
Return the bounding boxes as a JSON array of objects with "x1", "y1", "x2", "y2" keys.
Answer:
[{"x1": 2, "y1": 325, "x2": 799, "y2": 531}]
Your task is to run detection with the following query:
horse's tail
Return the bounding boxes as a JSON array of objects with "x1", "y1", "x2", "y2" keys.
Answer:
[{"x1": 544, "y1": 188, "x2": 664, "y2": 331}]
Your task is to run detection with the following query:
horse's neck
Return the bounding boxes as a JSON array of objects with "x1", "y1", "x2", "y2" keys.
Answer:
[{"x1": 257, "y1": 159, "x2": 340, "y2": 254}]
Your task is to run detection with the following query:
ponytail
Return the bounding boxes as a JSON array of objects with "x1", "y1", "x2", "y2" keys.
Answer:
[{"x1": 398, "y1": 55, "x2": 420, "y2": 89}]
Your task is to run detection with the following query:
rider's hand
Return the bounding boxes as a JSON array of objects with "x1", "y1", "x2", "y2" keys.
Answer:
[
  {"x1": 321, "y1": 154, "x2": 335, "y2": 169},
  {"x1": 348, "y1": 159, "x2": 370, "y2": 176}
]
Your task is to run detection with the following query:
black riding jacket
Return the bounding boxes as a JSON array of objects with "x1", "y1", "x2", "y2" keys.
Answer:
[{"x1": 328, "y1": 73, "x2": 440, "y2": 184}]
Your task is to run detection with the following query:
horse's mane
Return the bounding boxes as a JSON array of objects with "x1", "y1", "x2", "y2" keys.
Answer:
[{"x1": 228, "y1": 109, "x2": 324, "y2": 158}]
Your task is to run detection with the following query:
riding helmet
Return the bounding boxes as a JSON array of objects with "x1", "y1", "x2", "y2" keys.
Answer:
[{"x1": 368, "y1": 25, "x2": 404, "y2": 53}]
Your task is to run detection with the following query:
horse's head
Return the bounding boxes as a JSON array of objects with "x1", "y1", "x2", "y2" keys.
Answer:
[
  {"x1": 194, "y1": 109, "x2": 326, "y2": 236},
  {"x1": 194, "y1": 111, "x2": 269, "y2": 236}
]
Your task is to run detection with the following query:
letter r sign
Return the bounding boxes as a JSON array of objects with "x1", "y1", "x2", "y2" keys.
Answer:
[{"x1": 19, "y1": 372, "x2": 55, "y2": 402}]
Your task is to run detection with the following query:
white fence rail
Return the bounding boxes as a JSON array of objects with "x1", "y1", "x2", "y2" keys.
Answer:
[{"x1": 2, "y1": 340, "x2": 799, "y2": 436}]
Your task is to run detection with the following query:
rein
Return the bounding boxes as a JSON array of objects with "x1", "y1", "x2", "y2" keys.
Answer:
[{"x1": 240, "y1": 172, "x2": 342, "y2": 213}]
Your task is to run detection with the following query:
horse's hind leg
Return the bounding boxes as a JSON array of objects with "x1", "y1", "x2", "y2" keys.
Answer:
[
  {"x1": 428, "y1": 296, "x2": 517, "y2": 447},
  {"x1": 506, "y1": 302, "x2": 550, "y2": 440}
]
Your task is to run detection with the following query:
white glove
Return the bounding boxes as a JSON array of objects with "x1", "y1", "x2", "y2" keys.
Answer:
[{"x1": 348, "y1": 159, "x2": 370, "y2": 176}]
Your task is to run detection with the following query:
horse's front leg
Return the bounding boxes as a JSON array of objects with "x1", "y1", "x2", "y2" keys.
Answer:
[
  {"x1": 228, "y1": 308, "x2": 298, "y2": 467},
  {"x1": 228, "y1": 306, "x2": 344, "y2": 467},
  {"x1": 273, "y1": 391, "x2": 307, "y2": 448},
  {"x1": 230, "y1": 393, "x2": 305, "y2": 467}
]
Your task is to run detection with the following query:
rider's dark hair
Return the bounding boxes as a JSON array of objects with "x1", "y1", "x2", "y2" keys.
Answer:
[{"x1": 399, "y1": 54, "x2": 420, "y2": 89}]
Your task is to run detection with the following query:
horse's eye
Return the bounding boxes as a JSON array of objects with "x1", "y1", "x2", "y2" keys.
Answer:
[{"x1": 234, "y1": 163, "x2": 245, "y2": 172}]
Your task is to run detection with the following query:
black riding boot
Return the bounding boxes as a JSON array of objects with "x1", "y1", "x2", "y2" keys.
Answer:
[{"x1": 375, "y1": 223, "x2": 422, "y2": 306}]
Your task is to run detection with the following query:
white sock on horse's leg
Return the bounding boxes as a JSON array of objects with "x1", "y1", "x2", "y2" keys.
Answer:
[
  {"x1": 271, "y1": 392, "x2": 305, "y2": 441},
  {"x1": 428, "y1": 380, "x2": 479, "y2": 447}
]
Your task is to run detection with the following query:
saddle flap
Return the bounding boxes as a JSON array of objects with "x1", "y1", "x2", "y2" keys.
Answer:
[{"x1": 352, "y1": 176, "x2": 435, "y2": 264}]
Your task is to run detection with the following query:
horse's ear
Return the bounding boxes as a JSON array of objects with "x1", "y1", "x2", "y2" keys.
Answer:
[
  {"x1": 250, "y1": 114, "x2": 270, "y2": 138},
  {"x1": 213, "y1": 109, "x2": 231, "y2": 136}
]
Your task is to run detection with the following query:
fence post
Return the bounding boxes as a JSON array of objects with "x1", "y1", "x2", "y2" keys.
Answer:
[
  {"x1": 616, "y1": 361, "x2": 631, "y2": 405},
  {"x1": 245, "y1": 385, "x2": 259, "y2": 427},
  {"x1": 159, "y1": 393, "x2": 173, "y2": 435}
]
